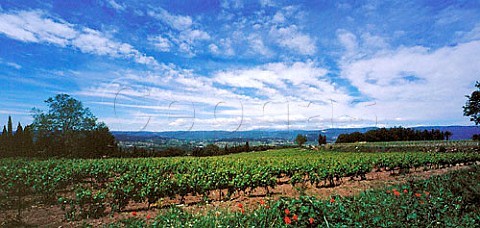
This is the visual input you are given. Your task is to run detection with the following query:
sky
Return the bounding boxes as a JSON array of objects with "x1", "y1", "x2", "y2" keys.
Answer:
[{"x1": 0, "y1": 0, "x2": 480, "y2": 132}]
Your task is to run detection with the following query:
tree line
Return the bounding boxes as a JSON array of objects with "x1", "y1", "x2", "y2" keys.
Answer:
[
  {"x1": 335, "y1": 127, "x2": 453, "y2": 143},
  {"x1": 0, "y1": 116, "x2": 34, "y2": 157},
  {"x1": 119, "y1": 142, "x2": 294, "y2": 158},
  {"x1": 0, "y1": 94, "x2": 117, "y2": 158}
]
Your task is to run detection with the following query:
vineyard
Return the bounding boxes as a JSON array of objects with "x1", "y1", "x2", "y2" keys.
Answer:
[{"x1": 1, "y1": 148, "x2": 480, "y2": 226}]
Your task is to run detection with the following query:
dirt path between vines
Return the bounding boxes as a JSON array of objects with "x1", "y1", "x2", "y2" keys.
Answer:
[{"x1": 1, "y1": 164, "x2": 474, "y2": 227}]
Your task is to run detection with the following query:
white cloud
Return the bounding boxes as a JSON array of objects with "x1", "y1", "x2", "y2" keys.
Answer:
[
  {"x1": 185, "y1": 29, "x2": 210, "y2": 41},
  {"x1": 0, "y1": 10, "x2": 158, "y2": 66},
  {"x1": 259, "y1": 0, "x2": 276, "y2": 7},
  {"x1": 209, "y1": 38, "x2": 235, "y2": 56},
  {"x1": 6, "y1": 62, "x2": 22, "y2": 69},
  {"x1": 72, "y1": 28, "x2": 129, "y2": 56},
  {"x1": 149, "y1": 35, "x2": 171, "y2": 52},
  {"x1": 0, "y1": 58, "x2": 22, "y2": 69},
  {"x1": 77, "y1": 60, "x2": 364, "y2": 131},
  {"x1": 337, "y1": 30, "x2": 358, "y2": 53},
  {"x1": 221, "y1": 0, "x2": 244, "y2": 9},
  {"x1": 0, "y1": 10, "x2": 76, "y2": 45},
  {"x1": 337, "y1": 29, "x2": 391, "y2": 61},
  {"x1": 341, "y1": 40, "x2": 480, "y2": 123},
  {"x1": 147, "y1": 8, "x2": 210, "y2": 56},
  {"x1": 213, "y1": 61, "x2": 335, "y2": 101},
  {"x1": 147, "y1": 8, "x2": 192, "y2": 31},
  {"x1": 456, "y1": 23, "x2": 480, "y2": 42},
  {"x1": 106, "y1": 0, "x2": 125, "y2": 11},
  {"x1": 272, "y1": 12, "x2": 286, "y2": 23},
  {"x1": 269, "y1": 25, "x2": 316, "y2": 55},
  {"x1": 209, "y1": 44, "x2": 220, "y2": 54},
  {"x1": 247, "y1": 34, "x2": 273, "y2": 57},
  {"x1": 148, "y1": 29, "x2": 211, "y2": 56}
]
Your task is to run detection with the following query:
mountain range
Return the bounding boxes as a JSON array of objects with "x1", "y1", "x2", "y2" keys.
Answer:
[{"x1": 112, "y1": 126, "x2": 479, "y2": 143}]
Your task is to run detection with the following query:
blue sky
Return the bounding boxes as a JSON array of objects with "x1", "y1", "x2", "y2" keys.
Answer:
[{"x1": 1, "y1": 0, "x2": 480, "y2": 131}]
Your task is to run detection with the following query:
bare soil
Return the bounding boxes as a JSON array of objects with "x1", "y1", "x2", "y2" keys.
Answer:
[{"x1": 0, "y1": 164, "x2": 472, "y2": 227}]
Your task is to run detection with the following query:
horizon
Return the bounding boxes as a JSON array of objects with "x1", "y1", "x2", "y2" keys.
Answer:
[{"x1": 1, "y1": 1, "x2": 480, "y2": 131}]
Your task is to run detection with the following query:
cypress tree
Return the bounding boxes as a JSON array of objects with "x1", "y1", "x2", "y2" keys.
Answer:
[
  {"x1": 0, "y1": 125, "x2": 6, "y2": 157},
  {"x1": 7, "y1": 116, "x2": 13, "y2": 138},
  {"x1": 14, "y1": 122, "x2": 24, "y2": 156},
  {"x1": 2, "y1": 125, "x2": 9, "y2": 156},
  {"x1": 23, "y1": 125, "x2": 34, "y2": 157}
]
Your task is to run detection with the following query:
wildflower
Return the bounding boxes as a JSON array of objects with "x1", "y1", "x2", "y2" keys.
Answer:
[
  {"x1": 293, "y1": 214, "x2": 298, "y2": 221},
  {"x1": 419, "y1": 201, "x2": 424, "y2": 204},
  {"x1": 424, "y1": 191, "x2": 430, "y2": 195},
  {"x1": 330, "y1": 198, "x2": 336, "y2": 203},
  {"x1": 260, "y1": 200, "x2": 266, "y2": 205},
  {"x1": 403, "y1": 189, "x2": 408, "y2": 193},
  {"x1": 131, "y1": 211, "x2": 137, "y2": 216},
  {"x1": 285, "y1": 208, "x2": 290, "y2": 215},
  {"x1": 265, "y1": 205, "x2": 270, "y2": 209},
  {"x1": 394, "y1": 191, "x2": 401, "y2": 196},
  {"x1": 146, "y1": 214, "x2": 151, "y2": 220},
  {"x1": 241, "y1": 209, "x2": 245, "y2": 214},
  {"x1": 309, "y1": 217, "x2": 314, "y2": 224},
  {"x1": 415, "y1": 193, "x2": 421, "y2": 197},
  {"x1": 238, "y1": 203, "x2": 243, "y2": 208},
  {"x1": 285, "y1": 216, "x2": 291, "y2": 224},
  {"x1": 386, "y1": 190, "x2": 391, "y2": 194}
]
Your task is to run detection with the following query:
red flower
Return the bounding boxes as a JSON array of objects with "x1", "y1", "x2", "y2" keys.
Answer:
[
  {"x1": 415, "y1": 193, "x2": 421, "y2": 197},
  {"x1": 386, "y1": 190, "x2": 391, "y2": 194},
  {"x1": 241, "y1": 209, "x2": 245, "y2": 214},
  {"x1": 131, "y1": 211, "x2": 137, "y2": 216},
  {"x1": 285, "y1": 208, "x2": 290, "y2": 215},
  {"x1": 424, "y1": 191, "x2": 430, "y2": 195},
  {"x1": 238, "y1": 203, "x2": 243, "y2": 208},
  {"x1": 394, "y1": 191, "x2": 401, "y2": 196},
  {"x1": 284, "y1": 216, "x2": 291, "y2": 224},
  {"x1": 309, "y1": 217, "x2": 314, "y2": 224},
  {"x1": 265, "y1": 205, "x2": 270, "y2": 209},
  {"x1": 419, "y1": 200, "x2": 424, "y2": 204},
  {"x1": 330, "y1": 198, "x2": 336, "y2": 203},
  {"x1": 146, "y1": 214, "x2": 151, "y2": 220},
  {"x1": 403, "y1": 189, "x2": 408, "y2": 193},
  {"x1": 293, "y1": 214, "x2": 298, "y2": 221}
]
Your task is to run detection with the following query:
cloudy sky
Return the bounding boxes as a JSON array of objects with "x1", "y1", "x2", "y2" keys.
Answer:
[{"x1": 1, "y1": 0, "x2": 479, "y2": 131}]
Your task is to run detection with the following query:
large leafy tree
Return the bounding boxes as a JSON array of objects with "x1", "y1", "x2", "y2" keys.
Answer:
[
  {"x1": 463, "y1": 81, "x2": 480, "y2": 125},
  {"x1": 295, "y1": 134, "x2": 307, "y2": 146},
  {"x1": 31, "y1": 94, "x2": 116, "y2": 157}
]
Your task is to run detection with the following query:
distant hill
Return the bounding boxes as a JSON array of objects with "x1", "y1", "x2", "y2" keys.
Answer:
[
  {"x1": 412, "y1": 126, "x2": 479, "y2": 141},
  {"x1": 112, "y1": 126, "x2": 479, "y2": 143}
]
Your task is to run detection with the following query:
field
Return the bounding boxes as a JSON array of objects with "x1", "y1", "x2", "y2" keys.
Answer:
[{"x1": 1, "y1": 145, "x2": 480, "y2": 227}]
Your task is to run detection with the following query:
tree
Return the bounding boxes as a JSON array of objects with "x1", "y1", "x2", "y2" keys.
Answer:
[
  {"x1": 295, "y1": 134, "x2": 307, "y2": 147},
  {"x1": 444, "y1": 131, "x2": 452, "y2": 141},
  {"x1": 463, "y1": 81, "x2": 480, "y2": 125},
  {"x1": 0, "y1": 125, "x2": 6, "y2": 157},
  {"x1": 318, "y1": 134, "x2": 327, "y2": 145},
  {"x1": 13, "y1": 122, "x2": 23, "y2": 156},
  {"x1": 31, "y1": 94, "x2": 116, "y2": 157},
  {"x1": 473, "y1": 134, "x2": 479, "y2": 141},
  {"x1": 244, "y1": 141, "x2": 250, "y2": 152},
  {"x1": 22, "y1": 125, "x2": 34, "y2": 157},
  {"x1": 7, "y1": 115, "x2": 13, "y2": 137}
]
